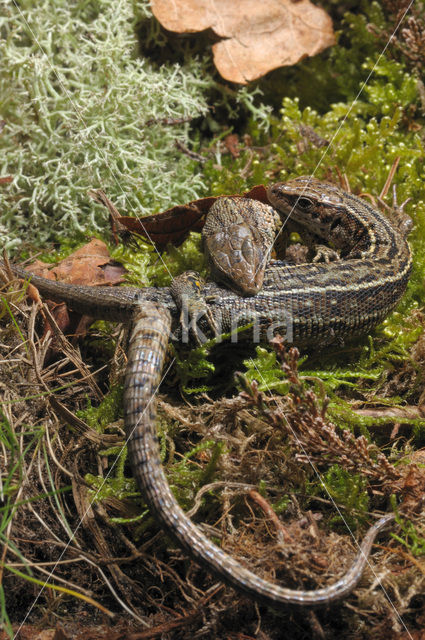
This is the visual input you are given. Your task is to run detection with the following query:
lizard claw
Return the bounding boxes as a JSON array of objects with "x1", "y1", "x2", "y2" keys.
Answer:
[
  {"x1": 312, "y1": 245, "x2": 340, "y2": 263},
  {"x1": 171, "y1": 271, "x2": 218, "y2": 343}
]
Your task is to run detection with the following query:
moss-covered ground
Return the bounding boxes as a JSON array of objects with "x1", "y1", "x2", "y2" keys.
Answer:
[{"x1": 1, "y1": 1, "x2": 425, "y2": 638}]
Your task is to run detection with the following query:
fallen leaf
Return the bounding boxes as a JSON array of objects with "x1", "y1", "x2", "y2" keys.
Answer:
[
  {"x1": 27, "y1": 238, "x2": 126, "y2": 343},
  {"x1": 30, "y1": 238, "x2": 125, "y2": 286},
  {"x1": 116, "y1": 185, "x2": 269, "y2": 248},
  {"x1": 151, "y1": 0, "x2": 335, "y2": 83}
]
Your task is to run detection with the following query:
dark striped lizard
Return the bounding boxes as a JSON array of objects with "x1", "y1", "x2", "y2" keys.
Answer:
[{"x1": 2, "y1": 177, "x2": 412, "y2": 608}]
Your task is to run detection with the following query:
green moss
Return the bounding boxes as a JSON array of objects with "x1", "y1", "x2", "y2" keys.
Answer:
[
  {"x1": 271, "y1": 495, "x2": 291, "y2": 515},
  {"x1": 308, "y1": 464, "x2": 369, "y2": 530},
  {"x1": 172, "y1": 340, "x2": 216, "y2": 394},
  {"x1": 270, "y1": 93, "x2": 424, "y2": 219},
  {"x1": 85, "y1": 433, "x2": 225, "y2": 525},
  {"x1": 85, "y1": 471, "x2": 138, "y2": 502},
  {"x1": 110, "y1": 232, "x2": 205, "y2": 288},
  {"x1": 167, "y1": 440, "x2": 226, "y2": 509},
  {"x1": 391, "y1": 497, "x2": 425, "y2": 557},
  {"x1": 243, "y1": 346, "x2": 296, "y2": 394},
  {"x1": 76, "y1": 385, "x2": 123, "y2": 431},
  {"x1": 242, "y1": 329, "x2": 424, "y2": 436}
]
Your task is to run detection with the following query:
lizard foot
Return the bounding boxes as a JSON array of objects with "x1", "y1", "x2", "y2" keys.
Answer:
[{"x1": 170, "y1": 271, "x2": 218, "y2": 344}]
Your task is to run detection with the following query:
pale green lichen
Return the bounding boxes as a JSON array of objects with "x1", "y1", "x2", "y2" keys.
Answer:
[
  {"x1": 0, "y1": 0, "x2": 212, "y2": 249},
  {"x1": 0, "y1": 0, "x2": 273, "y2": 252}
]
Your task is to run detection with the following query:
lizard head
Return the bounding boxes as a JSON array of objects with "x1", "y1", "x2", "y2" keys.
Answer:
[{"x1": 267, "y1": 176, "x2": 355, "y2": 252}]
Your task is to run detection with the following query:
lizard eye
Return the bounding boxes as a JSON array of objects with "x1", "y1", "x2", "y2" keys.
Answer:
[{"x1": 297, "y1": 197, "x2": 313, "y2": 211}]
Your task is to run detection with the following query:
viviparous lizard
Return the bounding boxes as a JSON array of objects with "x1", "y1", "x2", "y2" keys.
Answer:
[{"x1": 3, "y1": 177, "x2": 412, "y2": 608}]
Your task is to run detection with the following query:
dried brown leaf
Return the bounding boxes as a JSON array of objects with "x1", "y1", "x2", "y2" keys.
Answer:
[
  {"x1": 117, "y1": 185, "x2": 269, "y2": 248},
  {"x1": 151, "y1": 0, "x2": 335, "y2": 83},
  {"x1": 27, "y1": 238, "x2": 126, "y2": 339},
  {"x1": 30, "y1": 238, "x2": 126, "y2": 286}
]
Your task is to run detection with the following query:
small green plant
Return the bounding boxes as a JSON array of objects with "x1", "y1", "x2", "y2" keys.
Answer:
[
  {"x1": 243, "y1": 346, "x2": 294, "y2": 394},
  {"x1": 76, "y1": 385, "x2": 124, "y2": 432},
  {"x1": 312, "y1": 464, "x2": 370, "y2": 530},
  {"x1": 391, "y1": 496, "x2": 425, "y2": 557}
]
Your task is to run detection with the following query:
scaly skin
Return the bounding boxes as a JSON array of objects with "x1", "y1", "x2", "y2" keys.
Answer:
[
  {"x1": 124, "y1": 303, "x2": 396, "y2": 607},
  {"x1": 2, "y1": 178, "x2": 412, "y2": 608}
]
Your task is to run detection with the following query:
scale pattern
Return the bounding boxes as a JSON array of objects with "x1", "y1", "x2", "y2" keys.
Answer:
[{"x1": 3, "y1": 178, "x2": 412, "y2": 608}]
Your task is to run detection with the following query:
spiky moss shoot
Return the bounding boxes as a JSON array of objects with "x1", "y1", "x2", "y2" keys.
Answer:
[{"x1": 76, "y1": 385, "x2": 124, "y2": 433}]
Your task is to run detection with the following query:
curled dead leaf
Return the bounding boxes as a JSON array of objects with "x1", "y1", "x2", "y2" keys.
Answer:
[
  {"x1": 30, "y1": 238, "x2": 126, "y2": 286},
  {"x1": 151, "y1": 0, "x2": 335, "y2": 83},
  {"x1": 116, "y1": 185, "x2": 269, "y2": 248},
  {"x1": 28, "y1": 238, "x2": 126, "y2": 340}
]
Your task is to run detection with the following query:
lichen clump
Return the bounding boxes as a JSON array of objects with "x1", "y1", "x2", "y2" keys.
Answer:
[{"x1": 0, "y1": 0, "x2": 211, "y2": 249}]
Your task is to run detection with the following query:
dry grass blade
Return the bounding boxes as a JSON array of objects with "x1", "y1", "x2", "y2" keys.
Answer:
[{"x1": 1, "y1": 256, "x2": 424, "y2": 637}]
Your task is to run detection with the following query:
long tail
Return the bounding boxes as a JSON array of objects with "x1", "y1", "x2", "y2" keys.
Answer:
[{"x1": 123, "y1": 303, "x2": 394, "y2": 608}]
